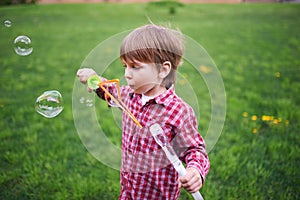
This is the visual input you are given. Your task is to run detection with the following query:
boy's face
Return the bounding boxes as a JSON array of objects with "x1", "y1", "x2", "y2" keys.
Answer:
[{"x1": 122, "y1": 59, "x2": 163, "y2": 96}]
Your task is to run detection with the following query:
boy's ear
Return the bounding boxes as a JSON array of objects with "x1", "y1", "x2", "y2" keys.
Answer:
[{"x1": 159, "y1": 61, "x2": 171, "y2": 79}]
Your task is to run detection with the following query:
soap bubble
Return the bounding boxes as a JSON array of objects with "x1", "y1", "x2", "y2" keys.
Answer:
[
  {"x1": 14, "y1": 35, "x2": 33, "y2": 56},
  {"x1": 79, "y1": 97, "x2": 93, "y2": 107},
  {"x1": 4, "y1": 20, "x2": 12, "y2": 27},
  {"x1": 85, "y1": 99, "x2": 93, "y2": 107},
  {"x1": 35, "y1": 90, "x2": 64, "y2": 118}
]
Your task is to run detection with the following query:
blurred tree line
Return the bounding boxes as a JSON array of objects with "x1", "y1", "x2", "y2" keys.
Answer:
[{"x1": 0, "y1": 0, "x2": 37, "y2": 6}]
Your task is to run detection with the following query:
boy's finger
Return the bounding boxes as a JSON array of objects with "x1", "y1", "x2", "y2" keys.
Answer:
[
  {"x1": 179, "y1": 176, "x2": 188, "y2": 184},
  {"x1": 87, "y1": 87, "x2": 93, "y2": 93},
  {"x1": 76, "y1": 69, "x2": 84, "y2": 77},
  {"x1": 179, "y1": 170, "x2": 194, "y2": 183},
  {"x1": 180, "y1": 175, "x2": 195, "y2": 187},
  {"x1": 177, "y1": 179, "x2": 182, "y2": 188}
]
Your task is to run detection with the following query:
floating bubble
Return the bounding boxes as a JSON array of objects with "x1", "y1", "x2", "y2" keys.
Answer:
[
  {"x1": 14, "y1": 35, "x2": 33, "y2": 56},
  {"x1": 86, "y1": 99, "x2": 93, "y2": 107},
  {"x1": 79, "y1": 97, "x2": 93, "y2": 107},
  {"x1": 79, "y1": 97, "x2": 85, "y2": 104},
  {"x1": 35, "y1": 90, "x2": 64, "y2": 118},
  {"x1": 4, "y1": 20, "x2": 12, "y2": 27}
]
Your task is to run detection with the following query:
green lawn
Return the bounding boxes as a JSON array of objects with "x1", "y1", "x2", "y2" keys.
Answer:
[{"x1": 1, "y1": 2, "x2": 300, "y2": 199}]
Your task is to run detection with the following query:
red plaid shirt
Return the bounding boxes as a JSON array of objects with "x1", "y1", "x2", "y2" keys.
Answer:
[{"x1": 96, "y1": 84, "x2": 210, "y2": 200}]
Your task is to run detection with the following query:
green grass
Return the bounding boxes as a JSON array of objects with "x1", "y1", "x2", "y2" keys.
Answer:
[{"x1": 1, "y1": 2, "x2": 300, "y2": 199}]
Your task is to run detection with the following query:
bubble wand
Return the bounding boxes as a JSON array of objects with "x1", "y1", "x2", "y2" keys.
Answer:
[
  {"x1": 87, "y1": 75, "x2": 142, "y2": 129},
  {"x1": 149, "y1": 123, "x2": 204, "y2": 200}
]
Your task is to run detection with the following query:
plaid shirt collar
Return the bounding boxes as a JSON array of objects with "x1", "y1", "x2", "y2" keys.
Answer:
[{"x1": 130, "y1": 85, "x2": 175, "y2": 107}]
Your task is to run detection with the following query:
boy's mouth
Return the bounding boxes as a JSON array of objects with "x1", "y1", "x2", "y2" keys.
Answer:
[{"x1": 128, "y1": 84, "x2": 135, "y2": 89}]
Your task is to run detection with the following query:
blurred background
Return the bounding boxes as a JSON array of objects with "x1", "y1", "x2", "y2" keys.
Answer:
[{"x1": 1, "y1": 0, "x2": 299, "y2": 199}]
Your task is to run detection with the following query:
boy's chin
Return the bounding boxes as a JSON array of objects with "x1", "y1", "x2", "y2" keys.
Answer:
[
  {"x1": 133, "y1": 89, "x2": 143, "y2": 94},
  {"x1": 128, "y1": 85, "x2": 141, "y2": 94}
]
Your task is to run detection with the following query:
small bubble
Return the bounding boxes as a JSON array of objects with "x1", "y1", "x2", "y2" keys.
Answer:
[
  {"x1": 35, "y1": 90, "x2": 64, "y2": 118},
  {"x1": 79, "y1": 97, "x2": 85, "y2": 104},
  {"x1": 85, "y1": 99, "x2": 93, "y2": 107},
  {"x1": 4, "y1": 20, "x2": 12, "y2": 27},
  {"x1": 86, "y1": 103, "x2": 93, "y2": 107},
  {"x1": 14, "y1": 35, "x2": 33, "y2": 56}
]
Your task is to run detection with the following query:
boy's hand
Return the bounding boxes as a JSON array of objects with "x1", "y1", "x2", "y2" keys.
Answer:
[
  {"x1": 179, "y1": 167, "x2": 202, "y2": 193},
  {"x1": 77, "y1": 68, "x2": 97, "y2": 83},
  {"x1": 77, "y1": 68, "x2": 97, "y2": 92}
]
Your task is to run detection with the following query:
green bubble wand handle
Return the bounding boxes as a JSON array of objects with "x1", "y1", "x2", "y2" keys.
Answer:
[{"x1": 149, "y1": 123, "x2": 204, "y2": 200}]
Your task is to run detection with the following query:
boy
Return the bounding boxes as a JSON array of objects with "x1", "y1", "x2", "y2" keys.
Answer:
[{"x1": 77, "y1": 24, "x2": 210, "y2": 200}]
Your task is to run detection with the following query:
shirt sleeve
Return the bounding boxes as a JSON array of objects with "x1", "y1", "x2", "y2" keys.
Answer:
[
  {"x1": 181, "y1": 138, "x2": 210, "y2": 183},
  {"x1": 94, "y1": 77, "x2": 119, "y2": 105},
  {"x1": 172, "y1": 104, "x2": 210, "y2": 183},
  {"x1": 94, "y1": 77, "x2": 107, "y2": 100}
]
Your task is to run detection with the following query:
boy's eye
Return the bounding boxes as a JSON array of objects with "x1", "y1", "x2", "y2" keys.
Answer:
[
  {"x1": 122, "y1": 62, "x2": 141, "y2": 69},
  {"x1": 126, "y1": 65, "x2": 140, "y2": 69}
]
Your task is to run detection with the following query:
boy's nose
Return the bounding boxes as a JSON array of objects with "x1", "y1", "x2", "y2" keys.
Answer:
[{"x1": 125, "y1": 68, "x2": 132, "y2": 80}]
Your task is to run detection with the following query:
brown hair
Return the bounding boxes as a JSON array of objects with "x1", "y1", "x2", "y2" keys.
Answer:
[{"x1": 120, "y1": 24, "x2": 185, "y2": 88}]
